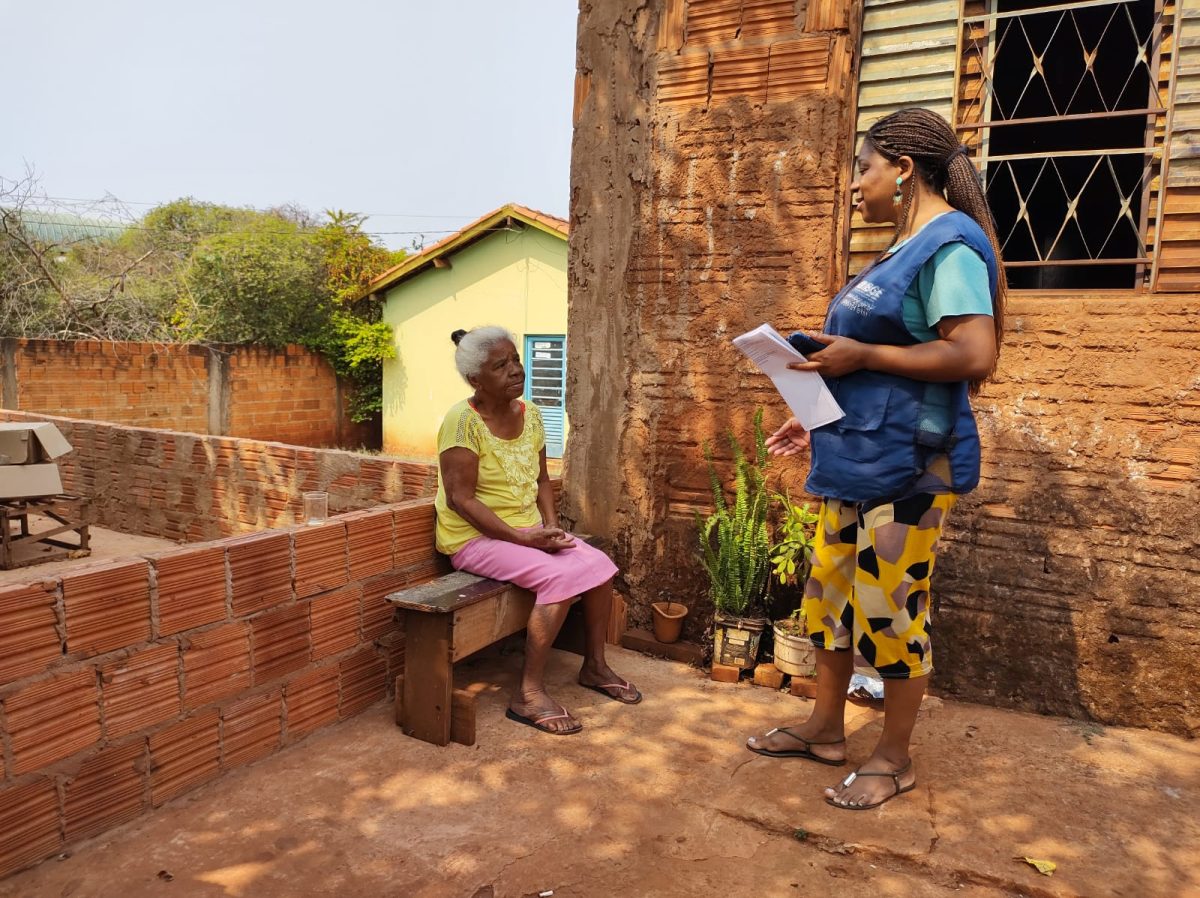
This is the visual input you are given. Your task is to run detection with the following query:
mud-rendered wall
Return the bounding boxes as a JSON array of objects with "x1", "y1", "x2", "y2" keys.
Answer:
[
  {"x1": 565, "y1": 0, "x2": 856, "y2": 638},
  {"x1": 566, "y1": 0, "x2": 1200, "y2": 735}
]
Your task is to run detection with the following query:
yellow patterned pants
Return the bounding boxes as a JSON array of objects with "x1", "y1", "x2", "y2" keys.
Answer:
[{"x1": 802, "y1": 493, "x2": 957, "y2": 680}]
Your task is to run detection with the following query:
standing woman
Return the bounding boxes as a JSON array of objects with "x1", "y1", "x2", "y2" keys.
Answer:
[
  {"x1": 436, "y1": 326, "x2": 640, "y2": 736},
  {"x1": 745, "y1": 108, "x2": 1006, "y2": 810}
]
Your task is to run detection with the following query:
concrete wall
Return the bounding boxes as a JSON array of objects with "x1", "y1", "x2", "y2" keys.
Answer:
[
  {"x1": 0, "y1": 496, "x2": 445, "y2": 879},
  {"x1": 566, "y1": 0, "x2": 1200, "y2": 735},
  {"x1": 381, "y1": 227, "x2": 568, "y2": 458},
  {"x1": 0, "y1": 411, "x2": 437, "y2": 541},
  {"x1": 0, "y1": 339, "x2": 376, "y2": 450}
]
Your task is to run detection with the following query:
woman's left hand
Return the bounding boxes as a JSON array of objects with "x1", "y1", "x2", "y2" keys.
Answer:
[{"x1": 787, "y1": 334, "x2": 869, "y2": 378}]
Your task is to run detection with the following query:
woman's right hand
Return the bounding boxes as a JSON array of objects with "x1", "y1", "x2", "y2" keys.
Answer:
[
  {"x1": 765, "y1": 417, "x2": 810, "y2": 456},
  {"x1": 520, "y1": 527, "x2": 577, "y2": 553}
]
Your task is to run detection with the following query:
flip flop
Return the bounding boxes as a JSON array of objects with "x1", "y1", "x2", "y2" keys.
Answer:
[
  {"x1": 745, "y1": 727, "x2": 846, "y2": 765},
  {"x1": 505, "y1": 706, "x2": 582, "y2": 736},
  {"x1": 579, "y1": 679, "x2": 643, "y2": 704},
  {"x1": 825, "y1": 760, "x2": 916, "y2": 810}
]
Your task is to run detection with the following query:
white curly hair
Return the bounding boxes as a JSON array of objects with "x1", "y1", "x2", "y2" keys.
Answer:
[{"x1": 451, "y1": 325, "x2": 518, "y2": 384}]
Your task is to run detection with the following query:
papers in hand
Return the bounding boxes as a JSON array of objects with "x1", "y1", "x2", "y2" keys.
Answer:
[{"x1": 732, "y1": 323, "x2": 845, "y2": 431}]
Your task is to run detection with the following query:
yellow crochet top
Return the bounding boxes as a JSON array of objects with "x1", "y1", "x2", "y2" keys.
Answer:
[{"x1": 434, "y1": 399, "x2": 545, "y2": 555}]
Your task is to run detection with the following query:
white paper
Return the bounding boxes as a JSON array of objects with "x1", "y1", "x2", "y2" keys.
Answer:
[{"x1": 732, "y1": 323, "x2": 844, "y2": 431}]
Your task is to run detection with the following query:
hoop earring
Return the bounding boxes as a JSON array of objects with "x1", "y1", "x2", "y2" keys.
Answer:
[{"x1": 893, "y1": 176, "x2": 904, "y2": 206}]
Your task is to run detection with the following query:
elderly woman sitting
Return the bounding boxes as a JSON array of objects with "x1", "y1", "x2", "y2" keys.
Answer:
[{"x1": 434, "y1": 325, "x2": 640, "y2": 735}]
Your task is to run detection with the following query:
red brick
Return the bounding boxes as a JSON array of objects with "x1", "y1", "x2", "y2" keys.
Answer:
[
  {"x1": 309, "y1": 585, "x2": 362, "y2": 661},
  {"x1": 393, "y1": 501, "x2": 437, "y2": 565},
  {"x1": 228, "y1": 532, "x2": 292, "y2": 617},
  {"x1": 6, "y1": 667, "x2": 102, "y2": 775},
  {"x1": 711, "y1": 662, "x2": 741, "y2": 683},
  {"x1": 183, "y1": 623, "x2": 251, "y2": 709},
  {"x1": 285, "y1": 666, "x2": 339, "y2": 739},
  {"x1": 154, "y1": 546, "x2": 227, "y2": 636},
  {"x1": 339, "y1": 647, "x2": 387, "y2": 718},
  {"x1": 251, "y1": 604, "x2": 310, "y2": 685},
  {"x1": 100, "y1": 643, "x2": 181, "y2": 739},
  {"x1": 0, "y1": 581, "x2": 61, "y2": 687},
  {"x1": 63, "y1": 741, "x2": 146, "y2": 842},
  {"x1": 360, "y1": 571, "x2": 404, "y2": 641},
  {"x1": 347, "y1": 511, "x2": 394, "y2": 580},
  {"x1": 0, "y1": 779, "x2": 61, "y2": 878},
  {"x1": 790, "y1": 675, "x2": 819, "y2": 698},
  {"x1": 752, "y1": 663, "x2": 785, "y2": 689},
  {"x1": 294, "y1": 521, "x2": 349, "y2": 599},
  {"x1": 221, "y1": 690, "x2": 282, "y2": 769},
  {"x1": 62, "y1": 561, "x2": 151, "y2": 657},
  {"x1": 150, "y1": 709, "x2": 221, "y2": 806}
]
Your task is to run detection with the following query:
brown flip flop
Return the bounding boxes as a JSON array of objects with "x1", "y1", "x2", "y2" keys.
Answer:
[
  {"x1": 825, "y1": 760, "x2": 916, "y2": 810},
  {"x1": 579, "y1": 678, "x2": 643, "y2": 704},
  {"x1": 745, "y1": 727, "x2": 846, "y2": 765},
  {"x1": 505, "y1": 705, "x2": 582, "y2": 735}
]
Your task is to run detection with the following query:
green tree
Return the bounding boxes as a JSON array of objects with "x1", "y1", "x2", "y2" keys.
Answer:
[{"x1": 178, "y1": 215, "x2": 328, "y2": 345}]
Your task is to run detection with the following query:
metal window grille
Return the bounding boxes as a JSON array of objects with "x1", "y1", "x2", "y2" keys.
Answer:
[{"x1": 953, "y1": 0, "x2": 1170, "y2": 290}]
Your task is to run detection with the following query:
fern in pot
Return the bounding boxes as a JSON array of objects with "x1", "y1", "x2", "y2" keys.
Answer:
[{"x1": 697, "y1": 409, "x2": 773, "y2": 669}]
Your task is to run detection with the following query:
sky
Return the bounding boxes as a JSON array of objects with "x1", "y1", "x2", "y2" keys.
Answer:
[{"x1": 2, "y1": 1, "x2": 578, "y2": 248}]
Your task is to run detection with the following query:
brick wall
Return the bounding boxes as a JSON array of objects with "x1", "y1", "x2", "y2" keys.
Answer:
[
  {"x1": 0, "y1": 411, "x2": 437, "y2": 541},
  {"x1": 0, "y1": 498, "x2": 446, "y2": 879},
  {"x1": 1, "y1": 339, "x2": 376, "y2": 449},
  {"x1": 567, "y1": 0, "x2": 1200, "y2": 735}
]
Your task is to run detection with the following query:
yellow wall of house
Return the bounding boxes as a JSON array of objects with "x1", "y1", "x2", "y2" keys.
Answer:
[{"x1": 381, "y1": 225, "x2": 568, "y2": 459}]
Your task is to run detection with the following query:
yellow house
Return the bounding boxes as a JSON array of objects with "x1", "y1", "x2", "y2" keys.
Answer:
[{"x1": 371, "y1": 203, "x2": 569, "y2": 459}]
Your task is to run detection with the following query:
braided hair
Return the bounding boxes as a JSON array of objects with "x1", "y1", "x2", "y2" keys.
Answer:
[{"x1": 865, "y1": 107, "x2": 1006, "y2": 389}]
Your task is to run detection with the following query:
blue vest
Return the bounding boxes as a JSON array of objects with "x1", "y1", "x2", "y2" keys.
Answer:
[{"x1": 805, "y1": 211, "x2": 998, "y2": 503}]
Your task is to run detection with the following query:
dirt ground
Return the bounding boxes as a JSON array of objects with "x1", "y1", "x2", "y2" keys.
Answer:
[
  {"x1": 0, "y1": 516, "x2": 176, "y2": 587},
  {"x1": 2, "y1": 645, "x2": 1196, "y2": 898}
]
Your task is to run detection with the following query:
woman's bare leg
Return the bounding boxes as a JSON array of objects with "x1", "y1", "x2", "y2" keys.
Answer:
[{"x1": 510, "y1": 600, "x2": 577, "y2": 732}]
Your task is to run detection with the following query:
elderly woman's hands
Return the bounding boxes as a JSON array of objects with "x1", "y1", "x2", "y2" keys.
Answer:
[{"x1": 521, "y1": 527, "x2": 577, "y2": 553}]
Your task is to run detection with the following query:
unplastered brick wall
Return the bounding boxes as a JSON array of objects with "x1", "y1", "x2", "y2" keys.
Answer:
[
  {"x1": 0, "y1": 411, "x2": 437, "y2": 541},
  {"x1": 0, "y1": 498, "x2": 446, "y2": 879},
  {"x1": 566, "y1": 1, "x2": 1200, "y2": 734},
  {"x1": 0, "y1": 338, "x2": 374, "y2": 449}
]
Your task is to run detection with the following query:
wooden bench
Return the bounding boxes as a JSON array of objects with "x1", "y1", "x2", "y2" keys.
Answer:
[{"x1": 386, "y1": 536, "x2": 599, "y2": 747}]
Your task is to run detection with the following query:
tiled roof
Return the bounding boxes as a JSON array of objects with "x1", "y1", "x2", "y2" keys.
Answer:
[{"x1": 366, "y1": 203, "x2": 568, "y2": 296}]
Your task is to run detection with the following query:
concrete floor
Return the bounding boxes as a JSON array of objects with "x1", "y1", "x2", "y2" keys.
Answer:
[
  {"x1": 2, "y1": 645, "x2": 1196, "y2": 898},
  {"x1": 0, "y1": 516, "x2": 176, "y2": 586}
]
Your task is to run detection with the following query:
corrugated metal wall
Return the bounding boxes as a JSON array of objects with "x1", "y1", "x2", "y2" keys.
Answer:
[
  {"x1": 1154, "y1": 0, "x2": 1200, "y2": 291},
  {"x1": 847, "y1": 0, "x2": 960, "y2": 273}
]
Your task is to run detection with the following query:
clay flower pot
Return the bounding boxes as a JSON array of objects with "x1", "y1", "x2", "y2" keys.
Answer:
[{"x1": 651, "y1": 601, "x2": 688, "y2": 644}]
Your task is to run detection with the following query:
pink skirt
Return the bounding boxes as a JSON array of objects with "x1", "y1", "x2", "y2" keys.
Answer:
[{"x1": 450, "y1": 528, "x2": 619, "y2": 604}]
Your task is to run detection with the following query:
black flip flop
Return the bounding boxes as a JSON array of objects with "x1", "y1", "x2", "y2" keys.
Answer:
[
  {"x1": 825, "y1": 761, "x2": 916, "y2": 810},
  {"x1": 505, "y1": 706, "x2": 582, "y2": 735},
  {"x1": 745, "y1": 727, "x2": 846, "y2": 765},
  {"x1": 579, "y1": 679, "x2": 643, "y2": 705}
]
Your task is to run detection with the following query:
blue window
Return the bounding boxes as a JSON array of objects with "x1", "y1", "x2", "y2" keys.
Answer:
[{"x1": 523, "y1": 335, "x2": 566, "y2": 459}]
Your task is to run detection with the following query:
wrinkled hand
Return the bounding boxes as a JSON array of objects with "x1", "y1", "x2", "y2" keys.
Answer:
[
  {"x1": 521, "y1": 527, "x2": 576, "y2": 553},
  {"x1": 787, "y1": 333, "x2": 868, "y2": 378},
  {"x1": 765, "y1": 417, "x2": 810, "y2": 457}
]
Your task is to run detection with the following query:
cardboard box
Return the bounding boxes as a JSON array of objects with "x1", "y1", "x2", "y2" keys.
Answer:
[
  {"x1": 0, "y1": 423, "x2": 72, "y2": 465},
  {"x1": 0, "y1": 463, "x2": 63, "y2": 499}
]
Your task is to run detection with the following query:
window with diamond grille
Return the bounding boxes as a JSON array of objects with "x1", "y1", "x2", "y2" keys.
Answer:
[{"x1": 955, "y1": 0, "x2": 1171, "y2": 290}]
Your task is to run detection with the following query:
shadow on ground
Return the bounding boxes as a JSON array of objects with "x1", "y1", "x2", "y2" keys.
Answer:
[{"x1": 2, "y1": 646, "x2": 1196, "y2": 898}]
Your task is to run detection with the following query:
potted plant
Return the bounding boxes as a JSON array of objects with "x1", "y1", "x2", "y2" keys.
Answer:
[
  {"x1": 651, "y1": 600, "x2": 688, "y2": 644},
  {"x1": 769, "y1": 494, "x2": 819, "y2": 677},
  {"x1": 698, "y1": 409, "x2": 772, "y2": 669}
]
